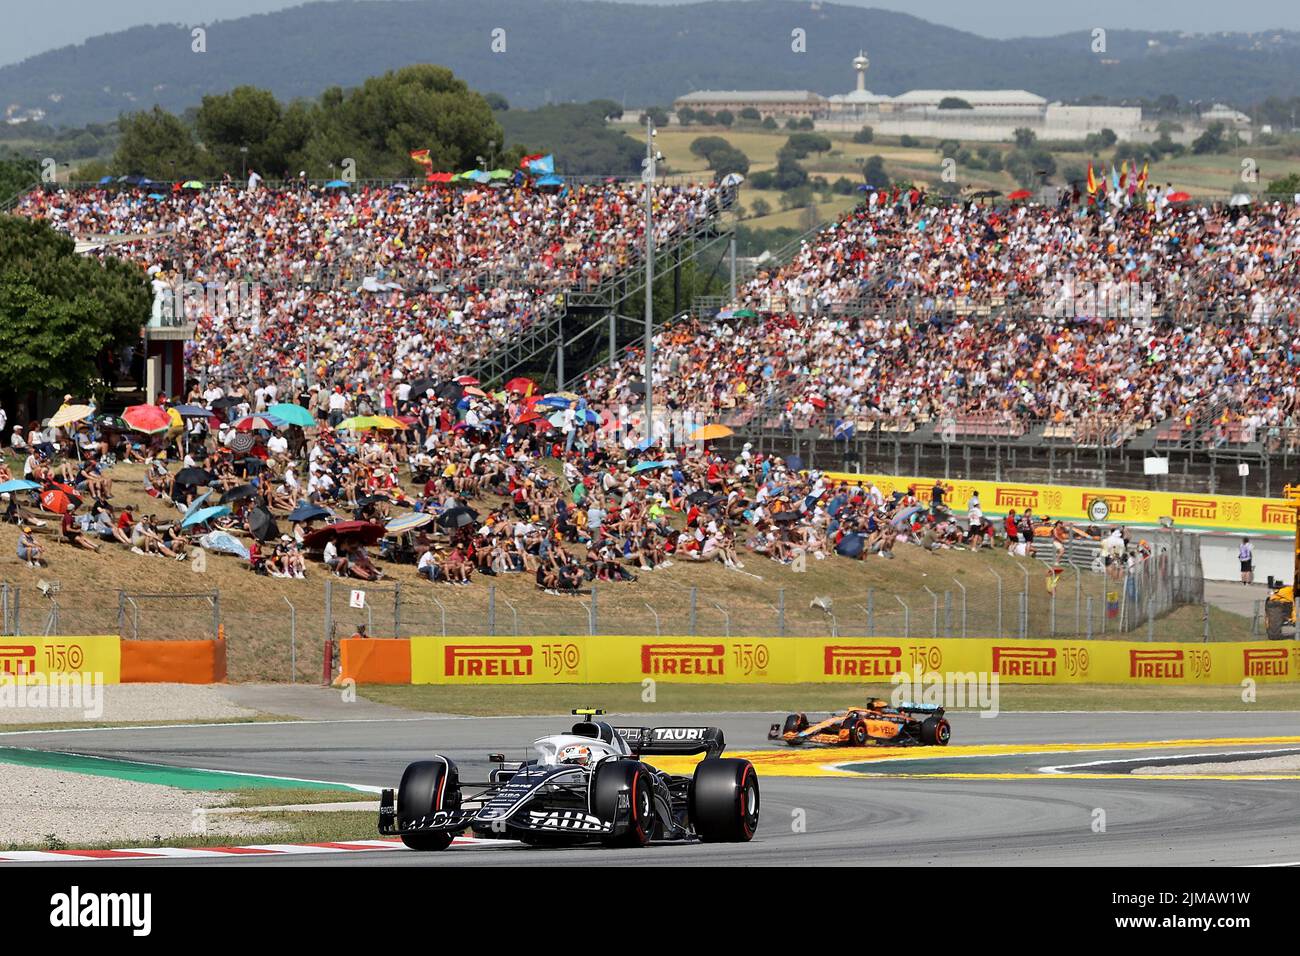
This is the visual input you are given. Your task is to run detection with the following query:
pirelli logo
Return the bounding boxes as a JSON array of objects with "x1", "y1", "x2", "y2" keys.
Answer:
[
  {"x1": 1260, "y1": 505, "x2": 1296, "y2": 528},
  {"x1": 0, "y1": 644, "x2": 36, "y2": 676},
  {"x1": 994, "y1": 487, "x2": 1039, "y2": 509},
  {"x1": 1130, "y1": 649, "x2": 1184, "y2": 679},
  {"x1": 1171, "y1": 498, "x2": 1217, "y2": 521},
  {"x1": 1243, "y1": 647, "x2": 1289, "y2": 678},
  {"x1": 823, "y1": 645, "x2": 902, "y2": 677},
  {"x1": 991, "y1": 646, "x2": 1056, "y2": 677},
  {"x1": 1084, "y1": 493, "x2": 1127, "y2": 515},
  {"x1": 444, "y1": 644, "x2": 533, "y2": 677},
  {"x1": 640, "y1": 643, "x2": 724, "y2": 676}
]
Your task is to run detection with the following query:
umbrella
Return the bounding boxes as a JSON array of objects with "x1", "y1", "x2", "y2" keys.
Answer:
[
  {"x1": 515, "y1": 410, "x2": 543, "y2": 425},
  {"x1": 434, "y1": 382, "x2": 465, "y2": 401},
  {"x1": 627, "y1": 381, "x2": 647, "y2": 395},
  {"x1": 771, "y1": 511, "x2": 801, "y2": 523},
  {"x1": 302, "y1": 521, "x2": 386, "y2": 550},
  {"x1": 355, "y1": 494, "x2": 393, "y2": 509},
  {"x1": 228, "y1": 432, "x2": 257, "y2": 454},
  {"x1": 49, "y1": 404, "x2": 93, "y2": 429},
  {"x1": 689, "y1": 423, "x2": 733, "y2": 441},
  {"x1": 386, "y1": 512, "x2": 434, "y2": 534},
  {"x1": 891, "y1": 504, "x2": 924, "y2": 529},
  {"x1": 455, "y1": 376, "x2": 481, "y2": 386},
  {"x1": 248, "y1": 505, "x2": 280, "y2": 542},
  {"x1": 170, "y1": 404, "x2": 213, "y2": 418},
  {"x1": 1007, "y1": 188, "x2": 1034, "y2": 201},
  {"x1": 174, "y1": 467, "x2": 213, "y2": 487},
  {"x1": 631, "y1": 460, "x2": 672, "y2": 474},
  {"x1": 1166, "y1": 191, "x2": 1192, "y2": 203},
  {"x1": 338, "y1": 415, "x2": 385, "y2": 431},
  {"x1": 198, "y1": 531, "x2": 249, "y2": 560},
  {"x1": 267, "y1": 403, "x2": 315, "y2": 427},
  {"x1": 182, "y1": 490, "x2": 214, "y2": 520},
  {"x1": 687, "y1": 490, "x2": 713, "y2": 505},
  {"x1": 232, "y1": 414, "x2": 285, "y2": 432},
  {"x1": 288, "y1": 503, "x2": 333, "y2": 523},
  {"x1": 437, "y1": 506, "x2": 479, "y2": 529},
  {"x1": 211, "y1": 396, "x2": 243, "y2": 410},
  {"x1": 407, "y1": 378, "x2": 438, "y2": 396},
  {"x1": 463, "y1": 386, "x2": 488, "y2": 398},
  {"x1": 538, "y1": 395, "x2": 576, "y2": 409},
  {"x1": 123, "y1": 404, "x2": 171, "y2": 434},
  {"x1": 0, "y1": 479, "x2": 40, "y2": 494},
  {"x1": 784, "y1": 455, "x2": 805, "y2": 471},
  {"x1": 324, "y1": 180, "x2": 351, "y2": 189},
  {"x1": 835, "y1": 533, "x2": 866, "y2": 558},
  {"x1": 220, "y1": 483, "x2": 259, "y2": 504},
  {"x1": 372, "y1": 416, "x2": 408, "y2": 430},
  {"x1": 39, "y1": 489, "x2": 73, "y2": 515},
  {"x1": 181, "y1": 180, "x2": 205, "y2": 190},
  {"x1": 181, "y1": 505, "x2": 231, "y2": 529},
  {"x1": 505, "y1": 376, "x2": 536, "y2": 396}
]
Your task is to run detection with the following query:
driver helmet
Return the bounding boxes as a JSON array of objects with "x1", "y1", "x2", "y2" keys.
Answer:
[{"x1": 558, "y1": 744, "x2": 594, "y2": 767}]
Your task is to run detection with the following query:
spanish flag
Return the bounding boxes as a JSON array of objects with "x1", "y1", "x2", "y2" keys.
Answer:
[
  {"x1": 1086, "y1": 161, "x2": 1099, "y2": 195},
  {"x1": 409, "y1": 148, "x2": 432, "y2": 167},
  {"x1": 1137, "y1": 161, "x2": 1149, "y2": 191}
]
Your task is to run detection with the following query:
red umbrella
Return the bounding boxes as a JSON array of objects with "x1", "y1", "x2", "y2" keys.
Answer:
[
  {"x1": 302, "y1": 521, "x2": 386, "y2": 551},
  {"x1": 232, "y1": 414, "x2": 282, "y2": 432},
  {"x1": 40, "y1": 489, "x2": 72, "y2": 515},
  {"x1": 1007, "y1": 188, "x2": 1033, "y2": 201},
  {"x1": 515, "y1": 410, "x2": 542, "y2": 425},
  {"x1": 1167, "y1": 191, "x2": 1192, "y2": 203},
  {"x1": 455, "y1": 376, "x2": 480, "y2": 386},
  {"x1": 123, "y1": 404, "x2": 171, "y2": 434},
  {"x1": 809, "y1": 396, "x2": 828, "y2": 409},
  {"x1": 505, "y1": 376, "x2": 536, "y2": 396}
]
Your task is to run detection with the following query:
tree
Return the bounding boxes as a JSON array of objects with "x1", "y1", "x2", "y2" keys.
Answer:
[
  {"x1": 500, "y1": 102, "x2": 643, "y2": 176},
  {"x1": 738, "y1": 107, "x2": 761, "y2": 123},
  {"x1": 1012, "y1": 127, "x2": 1037, "y2": 149},
  {"x1": 900, "y1": 134, "x2": 918, "y2": 147},
  {"x1": 0, "y1": 156, "x2": 40, "y2": 201},
  {"x1": 483, "y1": 92, "x2": 510, "y2": 112},
  {"x1": 862, "y1": 154, "x2": 887, "y2": 186},
  {"x1": 639, "y1": 106, "x2": 669, "y2": 128},
  {"x1": 1266, "y1": 172, "x2": 1300, "y2": 196},
  {"x1": 1097, "y1": 127, "x2": 1118, "y2": 148},
  {"x1": 772, "y1": 148, "x2": 808, "y2": 190},
  {"x1": 748, "y1": 197, "x2": 772, "y2": 219},
  {"x1": 796, "y1": 117, "x2": 814, "y2": 130},
  {"x1": 689, "y1": 136, "x2": 732, "y2": 162},
  {"x1": 114, "y1": 106, "x2": 205, "y2": 179},
  {"x1": 1191, "y1": 122, "x2": 1226, "y2": 154},
  {"x1": 784, "y1": 118, "x2": 800, "y2": 131},
  {"x1": 708, "y1": 146, "x2": 749, "y2": 179},
  {"x1": 715, "y1": 109, "x2": 734, "y2": 127},
  {"x1": 784, "y1": 133, "x2": 832, "y2": 159},
  {"x1": 676, "y1": 107, "x2": 697, "y2": 126},
  {"x1": 938, "y1": 97, "x2": 974, "y2": 110},
  {"x1": 937, "y1": 139, "x2": 961, "y2": 158},
  {"x1": 195, "y1": 86, "x2": 283, "y2": 176},
  {"x1": 589, "y1": 99, "x2": 622, "y2": 121},
  {"x1": 0, "y1": 215, "x2": 151, "y2": 394},
  {"x1": 852, "y1": 126, "x2": 874, "y2": 144},
  {"x1": 761, "y1": 116, "x2": 778, "y2": 130},
  {"x1": 693, "y1": 110, "x2": 715, "y2": 126}
]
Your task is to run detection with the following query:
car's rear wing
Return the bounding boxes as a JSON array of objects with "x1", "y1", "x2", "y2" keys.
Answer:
[
  {"x1": 614, "y1": 725, "x2": 726, "y2": 757},
  {"x1": 894, "y1": 701, "x2": 944, "y2": 716}
]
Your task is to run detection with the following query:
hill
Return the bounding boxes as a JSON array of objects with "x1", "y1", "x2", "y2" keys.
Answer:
[{"x1": 3, "y1": 0, "x2": 1299, "y2": 128}]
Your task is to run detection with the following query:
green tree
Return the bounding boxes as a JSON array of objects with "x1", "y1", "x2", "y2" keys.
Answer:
[
  {"x1": 0, "y1": 216, "x2": 151, "y2": 394},
  {"x1": 852, "y1": 125, "x2": 874, "y2": 144},
  {"x1": 761, "y1": 116, "x2": 778, "y2": 130},
  {"x1": 708, "y1": 146, "x2": 749, "y2": 179},
  {"x1": 483, "y1": 92, "x2": 510, "y2": 111},
  {"x1": 748, "y1": 197, "x2": 772, "y2": 218},
  {"x1": 772, "y1": 148, "x2": 808, "y2": 190},
  {"x1": 862, "y1": 154, "x2": 887, "y2": 186},
  {"x1": 114, "y1": 106, "x2": 206, "y2": 179},
  {"x1": 0, "y1": 156, "x2": 40, "y2": 202},
  {"x1": 715, "y1": 109, "x2": 734, "y2": 127},
  {"x1": 639, "y1": 106, "x2": 669, "y2": 127},
  {"x1": 938, "y1": 97, "x2": 973, "y2": 110},
  {"x1": 676, "y1": 107, "x2": 697, "y2": 126},
  {"x1": 784, "y1": 133, "x2": 832, "y2": 159},
  {"x1": 689, "y1": 136, "x2": 732, "y2": 162},
  {"x1": 1191, "y1": 122, "x2": 1226, "y2": 154},
  {"x1": 1266, "y1": 172, "x2": 1300, "y2": 196},
  {"x1": 738, "y1": 107, "x2": 761, "y2": 123},
  {"x1": 195, "y1": 86, "x2": 283, "y2": 177},
  {"x1": 1012, "y1": 127, "x2": 1037, "y2": 149}
]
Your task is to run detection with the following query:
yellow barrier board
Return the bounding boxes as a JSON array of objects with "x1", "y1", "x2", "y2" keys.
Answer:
[
  {"x1": 407, "y1": 637, "x2": 1300, "y2": 685},
  {"x1": 818, "y1": 471, "x2": 1295, "y2": 537},
  {"x1": 0, "y1": 636, "x2": 120, "y2": 685}
]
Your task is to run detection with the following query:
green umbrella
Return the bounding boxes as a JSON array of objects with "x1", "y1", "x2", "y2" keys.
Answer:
[
  {"x1": 733, "y1": 308, "x2": 758, "y2": 319},
  {"x1": 487, "y1": 168, "x2": 512, "y2": 180},
  {"x1": 267, "y1": 403, "x2": 315, "y2": 428},
  {"x1": 181, "y1": 180, "x2": 205, "y2": 190},
  {"x1": 338, "y1": 415, "x2": 384, "y2": 431}
]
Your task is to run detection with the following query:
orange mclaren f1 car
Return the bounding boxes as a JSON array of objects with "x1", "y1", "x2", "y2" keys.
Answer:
[{"x1": 769, "y1": 699, "x2": 952, "y2": 747}]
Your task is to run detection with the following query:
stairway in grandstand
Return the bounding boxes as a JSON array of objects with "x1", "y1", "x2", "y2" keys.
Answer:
[{"x1": 464, "y1": 197, "x2": 738, "y2": 387}]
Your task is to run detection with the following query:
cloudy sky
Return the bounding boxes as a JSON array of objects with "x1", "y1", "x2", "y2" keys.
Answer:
[{"x1": 4, "y1": 0, "x2": 1299, "y2": 67}]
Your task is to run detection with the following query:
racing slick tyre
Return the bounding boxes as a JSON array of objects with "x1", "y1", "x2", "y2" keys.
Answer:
[
  {"x1": 690, "y1": 758, "x2": 760, "y2": 843},
  {"x1": 920, "y1": 716, "x2": 952, "y2": 746},
  {"x1": 593, "y1": 760, "x2": 655, "y2": 847},
  {"x1": 782, "y1": 713, "x2": 808, "y2": 738},
  {"x1": 396, "y1": 758, "x2": 460, "y2": 850},
  {"x1": 847, "y1": 717, "x2": 870, "y2": 746}
]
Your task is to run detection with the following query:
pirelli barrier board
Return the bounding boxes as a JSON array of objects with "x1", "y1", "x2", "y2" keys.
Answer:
[
  {"x1": 341, "y1": 637, "x2": 1300, "y2": 686},
  {"x1": 818, "y1": 472, "x2": 1296, "y2": 537},
  {"x1": 0, "y1": 637, "x2": 227, "y2": 684}
]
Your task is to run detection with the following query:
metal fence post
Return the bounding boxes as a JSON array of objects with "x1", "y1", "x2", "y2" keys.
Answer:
[
  {"x1": 117, "y1": 590, "x2": 126, "y2": 638},
  {"x1": 212, "y1": 589, "x2": 220, "y2": 641},
  {"x1": 1085, "y1": 596, "x2": 1094, "y2": 640},
  {"x1": 895, "y1": 595, "x2": 910, "y2": 639},
  {"x1": 488, "y1": 584, "x2": 497, "y2": 636},
  {"x1": 1074, "y1": 567, "x2": 1082, "y2": 636},
  {"x1": 1050, "y1": 588, "x2": 1056, "y2": 637},
  {"x1": 690, "y1": 588, "x2": 698, "y2": 636},
  {"x1": 393, "y1": 582, "x2": 401, "y2": 638},
  {"x1": 1018, "y1": 591, "x2": 1028, "y2": 639},
  {"x1": 951, "y1": 579, "x2": 966, "y2": 638},
  {"x1": 1202, "y1": 602, "x2": 1210, "y2": 642},
  {"x1": 777, "y1": 587, "x2": 786, "y2": 637},
  {"x1": 923, "y1": 587, "x2": 938, "y2": 639},
  {"x1": 590, "y1": 584, "x2": 598, "y2": 636},
  {"x1": 867, "y1": 588, "x2": 875, "y2": 636},
  {"x1": 324, "y1": 578, "x2": 333, "y2": 643},
  {"x1": 989, "y1": 569, "x2": 1002, "y2": 639},
  {"x1": 283, "y1": 596, "x2": 296, "y2": 683},
  {"x1": 1, "y1": 582, "x2": 7, "y2": 635},
  {"x1": 1148, "y1": 597, "x2": 1155, "y2": 641}
]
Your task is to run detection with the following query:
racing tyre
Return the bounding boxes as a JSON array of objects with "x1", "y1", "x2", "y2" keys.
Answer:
[
  {"x1": 782, "y1": 713, "x2": 808, "y2": 737},
  {"x1": 690, "y1": 758, "x2": 760, "y2": 843},
  {"x1": 920, "y1": 716, "x2": 951, "y2": 746},
  {"x1": 847, "y1": 717, "x2": 870, "y2": 746},
  {"x1": 396, "y1": 758, "x2": 460, "y2": 850},
  {"x1": 593, "y1": 760, "x2": 655, "y2": 847}
]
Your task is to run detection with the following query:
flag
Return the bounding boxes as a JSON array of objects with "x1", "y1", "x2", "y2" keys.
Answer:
[
  {"x1": 526, "y1": 154, "x2": 555, "y2": 175},
  {"x1": 1110, "y1": 164, "x2": 1120, "y2": 193},
  {"x1": 1137, "y1": 161, "x2": 1149, "y2": 191},
  {"x1": 409, "y1": 149, "x2": 432, "y2": 167},
  {"x1": 518, "y1": 153, "x2": 544, "y2": 169},
  {"x1": 1086, "y1": 162, "x2": 1099, "y2": 194},
  {"x1": 1119, "y1": 160, "x2": 1128, "y2": 191}
]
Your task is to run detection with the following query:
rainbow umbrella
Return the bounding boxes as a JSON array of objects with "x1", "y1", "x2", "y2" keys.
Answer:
[
  {"x1": 49, "y1": 404, "x2": 93, "y2": 429},
  {"x1": 123, "y1": 404, "x2": 172, "y2": 434}
]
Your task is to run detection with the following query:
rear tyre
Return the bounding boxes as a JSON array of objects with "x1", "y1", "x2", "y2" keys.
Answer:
[
  {"x1": 782, "y1": 713, "x2": 808, "y2": 739},
  {"x1": 396, "y1": 758, "x2": 459, "y2": 850},
  {"x1": 847, "y1": 717, "x2": 870, "y2": 746},
  {"x1": 593, "y1": 760, "x2": 654, "y2": 847},
  {"x1": 691, "y1": 758, "x2": 760, "y2": 842},
  {"x1": 920, "y1": 716, "x2": 951, "y2": 746}
]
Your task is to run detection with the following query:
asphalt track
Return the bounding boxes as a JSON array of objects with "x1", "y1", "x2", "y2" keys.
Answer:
[{"x1": 6, "y1": 711, "x2": 1300, "y2": 866}]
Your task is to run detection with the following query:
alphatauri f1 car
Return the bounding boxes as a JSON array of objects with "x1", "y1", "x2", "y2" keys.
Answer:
[
  {"x1": 769, "y1": 699, "x2": 952, "y2": 747},
  {"x1": 379, "y1": 710, "x2": 760, "y2": 849}
]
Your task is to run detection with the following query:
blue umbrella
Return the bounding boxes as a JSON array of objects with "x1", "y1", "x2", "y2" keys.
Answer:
[
  {"x1": 631, "y1": 460, "x2": 672, "y2": 474},
  {"x1": 386, "y1": 512, "x2": 434, "y2": 534},
  {"x1": 182, "y1": 490, "x2": 214, "y2": 520},
  {"x1": 538, "y1": 396, "x2": 574, "y2": 409},
  {"x1": 98, "y1": 176, "x2": 114, "y2": 185},
  {"x1": 581, "y1": 409, "x2": 601, "y2": 425},
  {"x1": 267, "y1": 403, "x2": 315, "y2": 428},
  {"x1": 288, "y1": 503, "x2": 333, "y2": 523},
  {"x1": 198, "y1": 531, "x2": 249, "y2": 559},
  {"x1": 535, "y1": 174, "x2": 564, "y2": 187},
  {"x1": 785, "y1": 455, "x2": 804, "y2": 471},
  {"x1": 835, "y1": 533, "x2": 866, "y2": 558},
  {"x1": 0, "y1": 479, "x2": 40, "y2": 494},
  {"x1": 182, "y1": 505, "x2": 231, "y2": 529},
  {"x1": 170, "y1": 404, "x2": 212, "y2": 418},
  {"x1": 324, "y1": 180, "x2": 350, "y2": 189}
]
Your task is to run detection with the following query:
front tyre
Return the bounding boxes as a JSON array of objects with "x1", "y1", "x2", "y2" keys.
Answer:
[
  {"x1": 396, "y1": 758, "x2": 459, "y2": 850},
  {"x1": 690, "y1": 758, "x2": 760, "y2": 842},
  {"x1": 593, "y1": 760, "x2": 655, "y2": 847},
  {"x1": 920, "y1": 716, "x2": 951, "y2": 746}
]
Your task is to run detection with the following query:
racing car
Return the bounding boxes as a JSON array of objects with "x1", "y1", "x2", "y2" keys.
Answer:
[
  {"x1": 769, "y1": 698, "x2": 951, "y2": 747},
  {"x1": 379, "y1": 709, "x2": 760, "y2": 849}
]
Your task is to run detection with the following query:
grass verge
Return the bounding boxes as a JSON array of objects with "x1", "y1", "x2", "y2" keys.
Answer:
[
  {"x1": 0, "y1": 714, "x2": 296, "y2": 734},
  {"x1": 359, "y1": 681, "x2": 1300, "y2": 714}
]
